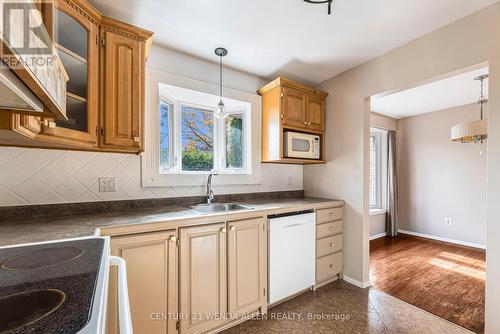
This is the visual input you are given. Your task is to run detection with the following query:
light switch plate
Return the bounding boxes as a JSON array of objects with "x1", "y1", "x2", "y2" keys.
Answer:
[{"x1": 99, "y1": 177, "x2": 117, "y2": 192}]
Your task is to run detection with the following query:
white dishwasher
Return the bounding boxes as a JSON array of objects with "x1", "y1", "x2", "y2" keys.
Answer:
[{"x1": 268, "y1": 210, "x2": 316, "y2": 304}]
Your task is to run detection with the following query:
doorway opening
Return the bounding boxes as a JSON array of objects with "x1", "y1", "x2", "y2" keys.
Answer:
[{"x1": 367, "y1": 64, "x2": 488, "y2": 333}]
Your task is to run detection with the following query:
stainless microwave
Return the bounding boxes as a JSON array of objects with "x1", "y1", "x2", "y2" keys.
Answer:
[{"x1": 283, "y1": 131, "x2": 321, "y2": 159}]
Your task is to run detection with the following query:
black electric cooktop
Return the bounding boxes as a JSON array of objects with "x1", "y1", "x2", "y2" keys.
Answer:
[{"x1": 0, "y1": 239, "x2": 104, "y2": 333}]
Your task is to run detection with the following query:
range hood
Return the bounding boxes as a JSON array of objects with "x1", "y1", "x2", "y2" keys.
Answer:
[
  {"x1": 0, "y1": 0, "x2": 67, "y2": 119},
  {"x1": 0, "y1": 63, "x2": 44, "y2": 113}
]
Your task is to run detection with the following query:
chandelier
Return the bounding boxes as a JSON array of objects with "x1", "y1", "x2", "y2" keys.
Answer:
[
  {"x1": 304, "y1": 0, "x2": 334, "y2": 15},
  {"x1": 451, "y1": 74, "x2": 488, "y2": 144}
]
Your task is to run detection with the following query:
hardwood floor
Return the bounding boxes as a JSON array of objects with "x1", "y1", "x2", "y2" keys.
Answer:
[{"x1": 370, "y1": 234, "x2": 485, "y2": 334}]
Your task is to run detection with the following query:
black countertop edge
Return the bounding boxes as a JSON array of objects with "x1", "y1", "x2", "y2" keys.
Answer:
[{"x1": 0, "y1": 190, "x2": 305, "y2": 222}]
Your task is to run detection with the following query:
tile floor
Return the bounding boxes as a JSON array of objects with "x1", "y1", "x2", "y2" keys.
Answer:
[{"x1": 222, "y1": 280, "x2": 472, "y2": 334}]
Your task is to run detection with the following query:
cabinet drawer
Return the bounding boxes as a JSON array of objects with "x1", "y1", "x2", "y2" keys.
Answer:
[
  {"x1": 317, "y1": 207, "x2": 343, "y2": 223},
  {"x1": 316, "y1": 234, "x2": 343, "y2": 258},
  {"x1": 316, "y1": 252, "x2": 343, "y2": 283},
  {"x1": 316, "y1": 220, "x2": 343, "y2": 239}
]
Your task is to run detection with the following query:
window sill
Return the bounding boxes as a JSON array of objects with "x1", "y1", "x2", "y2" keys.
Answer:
[{"x1": 370, "y1": 209, "x2": 387, "y2": 216}]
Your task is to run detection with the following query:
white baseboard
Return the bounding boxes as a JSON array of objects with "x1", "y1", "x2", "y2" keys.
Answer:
[
  {"x1": 370, "y1": 232, "x2": 387, "y2": 240},
  {"x1": 343, "y1": 275, "x2": 372, "y2": 289},
  {"x1": 398, "y1": 229, "x2": 486, "y2": 250}
]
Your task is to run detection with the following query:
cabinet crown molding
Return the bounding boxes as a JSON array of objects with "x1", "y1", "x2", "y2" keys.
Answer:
[
  {"x1": 257, "y1": 77, "x2": 328, "y2": 98},
  {"x1": 60, "y1": 0, "x2": 103, "y2": 24},
  {"x1": 59, "y1": 1, "x2": 153, "y2": 44},
  {"x1": 100, "y1": 16, "x2": 154, "y2": 42}
]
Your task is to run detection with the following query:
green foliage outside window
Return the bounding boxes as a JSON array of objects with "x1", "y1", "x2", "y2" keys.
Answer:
[{"x1": 226, "y1": 115, "x2": 243, "y2": 168}]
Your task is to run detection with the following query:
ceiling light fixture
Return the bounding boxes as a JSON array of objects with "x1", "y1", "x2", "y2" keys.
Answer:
[
  {"x1": 214, "y1": 47, "x2": 228, "y2": 118},
  {"x1": 304, "y1": 0, "x2": 334, "y2": 15},
  {"x1": 451, "y1": 74, "x2": 488, "y2": 144}
]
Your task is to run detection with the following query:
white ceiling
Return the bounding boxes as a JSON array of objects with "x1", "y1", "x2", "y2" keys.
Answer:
[
  {"x1": 88, "y1": 0, "x2": 498, "y2": 85},
  {"x1": 371, "y1": 67, "x2": 489, "y2": 119}
]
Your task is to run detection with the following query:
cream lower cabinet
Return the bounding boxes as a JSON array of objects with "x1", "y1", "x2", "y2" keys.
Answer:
[
  {"x1": 179, "y1": 223, "x2": 227, "y2": 334},
  {"x1": 315, "y1": 206, "x2": 344, "y2": 288},
  {"x1": 179, "y1": 218, "x2": 266, "y2": 334},
  {"x1": 228, "y1": 217, "x2": 267, "y2": 317},
  {"x1": 107, "y1": 231, "x2": 177, "y2": 334},
  {"x1": 105, "y1": 215, "x2": 268, "y2": 333}
]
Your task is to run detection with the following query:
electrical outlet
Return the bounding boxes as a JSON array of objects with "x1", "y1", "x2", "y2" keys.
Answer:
[
  {"x1": 444, "y1": 218, "x2": 452, "y2": 226},
  {"x1": 99, "y1": 177, "x2": 117, "y2": 192}
]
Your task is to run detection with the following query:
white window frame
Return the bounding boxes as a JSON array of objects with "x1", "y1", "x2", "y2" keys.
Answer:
[
  {"x1": 175, "y1": 100, "x2": 218, "y2": 174},
  {"x1": 219, "y1": 110, "x2": 247, "y2": 174},
  {"x1": 369, "y1": 132, "x2": 382, "y2": 210},
  {"x1": 159, "y1": 99, "x2": 250, "y2": 175},
  {"x1": 369, "y1": 127, "x2": 389, "y2": 214},
  {"x1": 159, "y1": 98, "x2": 175, "y2": 172},
  {"x1": 142, "y1": 68, "x2": 262, "y2": 187}
]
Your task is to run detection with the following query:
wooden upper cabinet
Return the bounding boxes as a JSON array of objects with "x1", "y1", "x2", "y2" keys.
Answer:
[
  {"x1": 100, "y1": 25, "x2": 143, "y2": 151},
  {"x1": 282, "y1": 87, "x2": 306, "y2": 128},
  {"x1": 258, "y1": 77, "x2": 328, "y2": 164},
  {"x1": 107, "y1": 231, "x2": 177, "y2": 334},
  {"x1": 228, "y1": 217, "x2": 267, "y2": 317},
  {"x1": 0, "y1": 113, "x2": 41, "y2": 146},
  {"x1": 180, "y1": 223, "x2": 227, "y2": 334},
  {"x1": 0, "y1": 0, "x2": 152, "y2": 153},
  {"x1": 305, "y1": 93, "x2": 325, "y2": 132},
  {"x1": 40, "y1": 0, "x2": 99, "y2": 147}
]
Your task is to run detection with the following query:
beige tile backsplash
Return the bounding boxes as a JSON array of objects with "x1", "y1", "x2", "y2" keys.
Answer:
[{"x1": 0, "y1": 147, "x2": 303, "y2": 206}]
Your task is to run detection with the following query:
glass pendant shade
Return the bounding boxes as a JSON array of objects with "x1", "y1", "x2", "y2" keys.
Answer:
[{"x1": 215, "y1": 100, "x2": 225, "y2": 118}]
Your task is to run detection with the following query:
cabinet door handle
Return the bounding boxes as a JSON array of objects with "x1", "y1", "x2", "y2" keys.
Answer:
[
  {"x1": 329, "y1": 264, "x2": 333, "y2": 269},
  {"x1": 230, "y1": 226, "x2": 235, "y2": 231},
  {"x1": 330, "y1": 243, "x2": 335, "y2": 248},
  {"x1": 169, "y1": 235, "x2": 177, "y2": 242},
  {"x1": 220, "y1": 227, "x2": 226, "y2": 233},
  {"x1": 330, "y1": 212, "x2": 335, "y2": 217},
  {"x1": 329, "y1": 226, "x2": 334, "y2": 232}
]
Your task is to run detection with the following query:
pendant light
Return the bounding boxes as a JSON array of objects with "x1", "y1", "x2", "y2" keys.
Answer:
[
  {"x1": 451, "y1": 74, "x2": 488, "y2": 144},
  {"x1": 214, "y1": 47, "x2": 228, "y2": 118}
]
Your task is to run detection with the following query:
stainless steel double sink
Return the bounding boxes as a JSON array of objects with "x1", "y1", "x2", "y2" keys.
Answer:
[{"x1": 189, "y1": 203, "x2": 254, "y2": 214}]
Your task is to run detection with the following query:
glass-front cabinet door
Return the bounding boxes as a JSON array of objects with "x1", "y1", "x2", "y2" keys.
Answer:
[{"x1": 41, "y1": 1, "x2": 98, "y2": 147}]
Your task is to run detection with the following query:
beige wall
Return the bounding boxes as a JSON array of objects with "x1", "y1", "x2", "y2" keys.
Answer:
[
  {"x1": 371, "y1": 113, "x2": 397, "y2": 131},
  {"x1": 369, "y1": 213, "x2": 386, "y2": 238},
  {"x1": 398, "y1": 104, "x2": 487, "y2": 246},
  {"x1": 304, "y1": 4, "x2": 500, "y2": 332}
]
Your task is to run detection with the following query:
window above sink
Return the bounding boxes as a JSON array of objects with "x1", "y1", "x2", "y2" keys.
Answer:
[
  {"x1": 142, "y1": 70, "x2": 262, "y2": 187},
  {"x1": 158, "y1": 83, "x2": 250, "y2": 175}
]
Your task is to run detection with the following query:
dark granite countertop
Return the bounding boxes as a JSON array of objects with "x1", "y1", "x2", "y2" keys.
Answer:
[{"x1": 0, "y1": 193, "x2": 343, "y2": 247}]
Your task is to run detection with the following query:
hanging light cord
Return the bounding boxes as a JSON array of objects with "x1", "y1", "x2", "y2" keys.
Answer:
[
  {"x1": 219, "y1": 55, "x2": 223, "y2": 102},
  {"x1": 479, "y1": 77, "x2": 485, "y2": 120}
]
